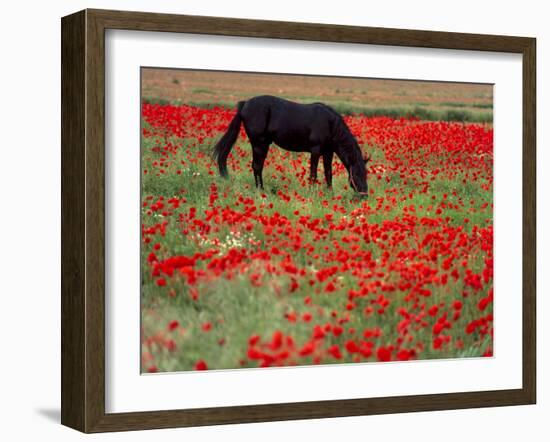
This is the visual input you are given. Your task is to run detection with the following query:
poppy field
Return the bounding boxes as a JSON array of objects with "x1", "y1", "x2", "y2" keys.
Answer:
[{"x1": 140, "y1": 76, "x2": 494, "y2": 373}]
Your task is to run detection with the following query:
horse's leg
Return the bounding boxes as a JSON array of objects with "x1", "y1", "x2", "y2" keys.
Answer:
[
  {"x1": 323, "y1": 151, "x2": 334, "y2": 188},
  {"x1": 251, "y1": 142, "x2": 269, "y2": 189},
  {"x1": 310, "y1": 152, "x2": 321, "y2": 183}
]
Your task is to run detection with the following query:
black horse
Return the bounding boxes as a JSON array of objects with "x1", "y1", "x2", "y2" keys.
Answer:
[{"x1": 212, "y1": 95, "x2": 370, "y2": 194}]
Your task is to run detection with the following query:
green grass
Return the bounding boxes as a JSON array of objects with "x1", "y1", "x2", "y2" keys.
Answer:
[
  {"x1": 440, "y1": 101, "x2": 493, "y2": 109},
  {"x1": 191, "y1": 87, "x2": 212, "y2": 94},
  {"x1": 140, "y1": 117, "x2": 494, "y2": 372},
  {"x1": 141, "y1": 96, "x2": 493, "y2": 123}
]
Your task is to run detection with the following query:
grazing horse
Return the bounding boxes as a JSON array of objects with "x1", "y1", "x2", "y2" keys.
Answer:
[{"x1": 212, "y1": 95, "x2": 370, "y2": 194}]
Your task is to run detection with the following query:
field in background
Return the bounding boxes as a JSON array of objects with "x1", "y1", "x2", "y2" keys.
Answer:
[
  {"x1": 140, "y1": 69, "x2": 493, "y2": 373},
  {"x1": 142, "y1": 69, "x2": 493, "y2": 122}
]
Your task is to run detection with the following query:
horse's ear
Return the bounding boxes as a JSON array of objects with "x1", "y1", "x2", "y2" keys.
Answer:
[{"x1": 363, "y1": 153, "x2": 371, "y2": 164}]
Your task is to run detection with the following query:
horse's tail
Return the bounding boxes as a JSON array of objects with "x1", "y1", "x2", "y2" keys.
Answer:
[{"x1": 212, "y1": 101, "x2": 246, "y2": 177}]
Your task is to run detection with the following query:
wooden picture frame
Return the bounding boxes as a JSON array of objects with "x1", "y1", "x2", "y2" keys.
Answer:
[{"x1": 61, "y1": 8, "x2": 536, "y2": 433}]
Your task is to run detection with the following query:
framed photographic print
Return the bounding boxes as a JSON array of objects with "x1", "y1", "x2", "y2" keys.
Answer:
[{"x1": 61, "y1": 9, "x2": 536, "y2": 433}]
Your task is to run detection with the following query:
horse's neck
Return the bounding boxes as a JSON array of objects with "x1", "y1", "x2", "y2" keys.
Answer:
[
  {"x1": 334, "y1": 148, "x2": 352, "y2": 172},
  {"x1": 332, "y1": 118, "x2": 360, "y2": 171}
]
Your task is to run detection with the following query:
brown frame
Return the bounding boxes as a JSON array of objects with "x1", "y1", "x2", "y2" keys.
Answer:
[{"x1": 61, "y1": 8, "x2": 536, "y2": 433}]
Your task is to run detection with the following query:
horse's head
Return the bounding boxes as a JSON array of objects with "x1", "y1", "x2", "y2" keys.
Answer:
[
  {"x1": 331, "y1": 115, "x2": 371, "y2": 196},
  {"x1": 349, "y1": 153, "x2": 370, "y2": 196}
]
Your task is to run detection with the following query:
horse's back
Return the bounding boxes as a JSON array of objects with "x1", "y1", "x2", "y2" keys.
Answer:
[
  {"x1": 244, "y1": 95, "x2": 328, "y2": 115},
  {"x1": 241, "y1": 95, "x2": 335, "y2": 150}
]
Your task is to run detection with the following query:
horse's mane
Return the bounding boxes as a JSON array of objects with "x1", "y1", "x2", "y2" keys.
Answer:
[{"x1": 322, "y1": 105, "x2": 365, "y2": 171}]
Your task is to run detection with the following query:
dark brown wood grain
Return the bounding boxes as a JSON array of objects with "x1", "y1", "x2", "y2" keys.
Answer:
[
  {"x1": 522, "y1": 38, "x2": 537, "y2": 403},
  {"x1": 61, "y1": 10, "x2": 86, "y2": 431},
  {"x1": 85, "y1": 9, "x2": 108, "y2": 432},
  {"x1": 89, "y1": 8, "x2": 533, "y2": 52},
  {"x1": 61, "y1": 8, "x2": 537, "y2": 433}
]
